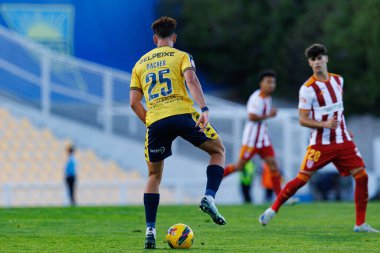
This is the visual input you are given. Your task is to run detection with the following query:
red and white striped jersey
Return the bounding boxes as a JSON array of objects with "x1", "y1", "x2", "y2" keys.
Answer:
[
  {"x1": 241, "y1": 89, "x2": 272, "y2": 148},
  {"x1": 298, "y1": 73, "x2": 352, "y2": 146}
]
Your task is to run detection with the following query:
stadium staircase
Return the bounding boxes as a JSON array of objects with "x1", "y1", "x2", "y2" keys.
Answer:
[{"x1": 0, "y1": 106, "x2": 184, "y2": 206}]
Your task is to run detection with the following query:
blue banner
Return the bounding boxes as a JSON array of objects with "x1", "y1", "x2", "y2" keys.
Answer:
[{"x1": 0, "y1": 0, "x2": 157, "y2": 72}]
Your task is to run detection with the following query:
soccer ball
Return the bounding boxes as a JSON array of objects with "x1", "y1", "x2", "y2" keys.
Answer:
[{"x1": 166, "y1": 223, "x2": 194, "y2": 249}]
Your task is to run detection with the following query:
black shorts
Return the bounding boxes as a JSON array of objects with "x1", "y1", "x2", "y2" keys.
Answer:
[{"x1": 145, "y1": 112, "x2": 219, "y2": 162}]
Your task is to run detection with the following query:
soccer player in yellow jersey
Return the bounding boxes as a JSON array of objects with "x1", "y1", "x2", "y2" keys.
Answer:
[{"x1": 130, "y1": 17, "x2": 227, "y2": 249}]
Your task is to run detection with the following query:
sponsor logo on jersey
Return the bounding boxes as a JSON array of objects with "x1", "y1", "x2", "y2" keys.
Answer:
[
  {"x1": 319, "y1": 102, "x2": 344, "y2": 115},
  {"x1": 299, "y1": 96, "x2": 307, "y2": 103},
  {"x1": 139, "y1": 52, "x2": 175, "y2": 64}
]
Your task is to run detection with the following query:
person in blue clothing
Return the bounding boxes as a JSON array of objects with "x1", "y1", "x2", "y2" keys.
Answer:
[{"x1": 64, "y1": 145, "x2": 77, "y2": 206}]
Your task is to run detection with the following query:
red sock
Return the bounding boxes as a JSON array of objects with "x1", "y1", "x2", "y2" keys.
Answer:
[
  {"x1": 272, "y1": 177, "x2": 307, "y2": 212},
  {"x1": 271, "y1": 172, "x2": 282, "y2": 195},
  {"x1": 354, "y1": 170, "x2": 368, "y2": 226},
  {"x1": 223, "y1": 164, "x2": 236, "y2": 177}
]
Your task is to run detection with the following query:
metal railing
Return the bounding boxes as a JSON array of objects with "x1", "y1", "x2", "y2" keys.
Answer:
[{"x1": 0, "y1": 24, "x2": 314, "y2": 205}]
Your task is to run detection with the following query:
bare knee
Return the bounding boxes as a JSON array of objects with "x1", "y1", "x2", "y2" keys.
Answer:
[
  {"x1": 146, "y1": 171, "x2": 162, "y2": 193},
  {"x1": 214, "y1": 142, "x2": 225, "y2": 157},
  {"x1": 147, "y1": 161, "x2": 163, "y2": 183},
  {"x1": 200, "y1": 138, "x2": 225, "y2": 157},
  {"x1": 148, "y1": 170, "x2": 161, "y2": 179},
  {"x1": 198, "y1": 138, "x2": 226, "y2": 166}
]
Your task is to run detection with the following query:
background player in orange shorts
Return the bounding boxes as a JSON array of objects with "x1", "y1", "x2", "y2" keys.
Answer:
[
  {"x1": 224, "y1": 70, "x2": 282, "y2": 196},
  {"x1": 259, "y1": 44, "x2": 378, "y2": 233}
]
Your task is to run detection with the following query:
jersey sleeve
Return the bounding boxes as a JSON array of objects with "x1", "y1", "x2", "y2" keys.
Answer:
[
  {"x1": 181, "y1": 53, "x2": 196, "y2": 73},
  {"x1": 339, "y1": 76, "x2": 344, "y2": 88},
  {"x1": 247, "y1": 94, "x2": 263, "y2": 115},
  {"x1": 298, "y1": 85, "x2": 314, "y2": 110},
  {"x1": 130, "y1": 66, "x2": 142, "y2": 93}
]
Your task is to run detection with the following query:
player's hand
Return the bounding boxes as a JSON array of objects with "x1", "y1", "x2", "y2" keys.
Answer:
[
  {"x1": 269, "y1": 108, "x2": 277, "y2": 117},
  {"x1": 322, "y1": 116, "x2": 339, "y2": 129},
  {"x1": 195, "y1": 111, "x2": 209, "y2": 132},
  {"x1": 348, "y1": 130, "x2": 354, "y2": 139}
]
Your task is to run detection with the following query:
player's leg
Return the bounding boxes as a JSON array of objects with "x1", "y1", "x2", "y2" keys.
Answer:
[
  {"x1": 350, "y1": 168, "x2": 368, "y2": 227},
  {"x1": 224, "y1": 146, "x2": 255, "y2": 177},
  {"x1": 333, "y1": 141, "x2": 378, "y2": 232},
  {"x1": 179, "y1": 113, "x2": 227, "y2": 225},
  {"x1": 224, "y1": 158, "x2": 247, "y2": 177},
  {"x1": 144, "y1": 160, "x2": 164, "y2": 249},
  {"x1": 259, "y1": 170, "x2": 313, "y2": 225},
  {"x1": 199, "y1": 137, "x2": 225, "y2": 198},
  {"x1": 259, "y1": 145, "x2": 333, "y2": 225},
  {"x1": 198, "y1": 137, "x2": 227, "y2": 225},
  {"x1": 350, "y1": 168, "x2": 379, "y2": 232},
  {"x1": 263, "y1": 157, "x2": 281, "y2": 196},
  {"x1": 144, "y1": 118, "x2": 176, "y2": 249},
  {"x1": 259, "y1": 145, "x2": 281, "y2": 195},
  {"x1": 273, "y1": 171, "x2": 312, "y2": 211}
]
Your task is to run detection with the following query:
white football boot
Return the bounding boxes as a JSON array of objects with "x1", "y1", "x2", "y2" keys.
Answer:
[
  {"x1": 199, "y1": 195, "x2": 226, "y2": 225},
  {"x1": 259, "y1": 208, "x2": 276, "y2": 226},
  {"x1": 354, "y1": 223, "x2": 380, "y2": 233},
  {"x1": 145, "y1": 227, "x2": 156, "y2": 249}
]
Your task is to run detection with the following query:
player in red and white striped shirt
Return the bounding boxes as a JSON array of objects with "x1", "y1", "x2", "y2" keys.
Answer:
[
  {"x1": 224, "y1": 70, "x2": 282, "y2": 196},
  {"x1": 259, "y1": 44, "x2": 378, "y2": 232}
]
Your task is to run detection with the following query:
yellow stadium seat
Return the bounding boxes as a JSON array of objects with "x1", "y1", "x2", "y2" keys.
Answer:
[
  {"x1": 20, "y1": 118, "x2": 32, "y2": 128},
  {"x1": 0, "y1": 107, "x2": 179, "y2": 206}
]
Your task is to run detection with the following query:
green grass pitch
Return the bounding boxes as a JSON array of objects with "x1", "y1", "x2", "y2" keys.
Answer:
[{"x1": 0, "y1": 202, "x2": 379, "y2": 252}]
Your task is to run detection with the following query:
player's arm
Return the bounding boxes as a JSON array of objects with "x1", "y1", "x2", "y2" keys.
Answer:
[
  {"x1": 299, "y1": 109, "x2": 338, "y2": 129},
  {"x1": 298, "y1": 85, "x2": 337, "y2": 130},
  {"x1": 248, "y1": 108, "x2": 277, "y2": 122},
  {"x1": 247, "y1": 95, "x2": 277, "y2": 122},
  {"x1": 184, "y1": 69, "x2": 209, "y2": 131},
  {"x1": 184, "y1": 69, "x2": 207, "y2": 109},
  {"x1": 130, "y1": 89, "x2": 147, "y2": 124}
]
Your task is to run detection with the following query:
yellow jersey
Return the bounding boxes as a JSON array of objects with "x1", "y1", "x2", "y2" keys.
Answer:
[{"x1": 130, "y1": 46, "x2": 197, "y2": 126}]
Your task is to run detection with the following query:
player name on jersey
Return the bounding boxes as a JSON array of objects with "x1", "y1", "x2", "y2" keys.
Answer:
[{"x1": 147, "y1": 60, "x2": 166, "y2": 70}]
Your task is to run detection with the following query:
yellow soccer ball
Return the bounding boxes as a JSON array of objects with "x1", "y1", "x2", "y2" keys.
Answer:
[{"x1": 166, "y1": 223, "x2": 194, "y2": 249}]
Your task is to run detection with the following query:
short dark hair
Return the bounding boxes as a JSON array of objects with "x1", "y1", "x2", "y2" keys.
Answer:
[
  {"x1": 67, "y1": 145, "x2": 75, "y2": 154},
  {"x1": 259, "y1": 69, "x2": 276, "y2": 82},
  {"x1": 151, "y1": 16, "x2": 177, "y2": 38},
  {"x1": 305, "y1": 43, "x2": 327, "y2": 59}
]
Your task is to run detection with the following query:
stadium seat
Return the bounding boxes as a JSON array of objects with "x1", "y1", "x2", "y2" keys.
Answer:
[{"x1": 0, "y1": 107, "x2": 148, "y2": 206}]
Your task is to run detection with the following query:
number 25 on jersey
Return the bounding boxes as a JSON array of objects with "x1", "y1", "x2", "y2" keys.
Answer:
[{"x1": 146, "y1": 69, "x2": 172, "y2": 101}]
